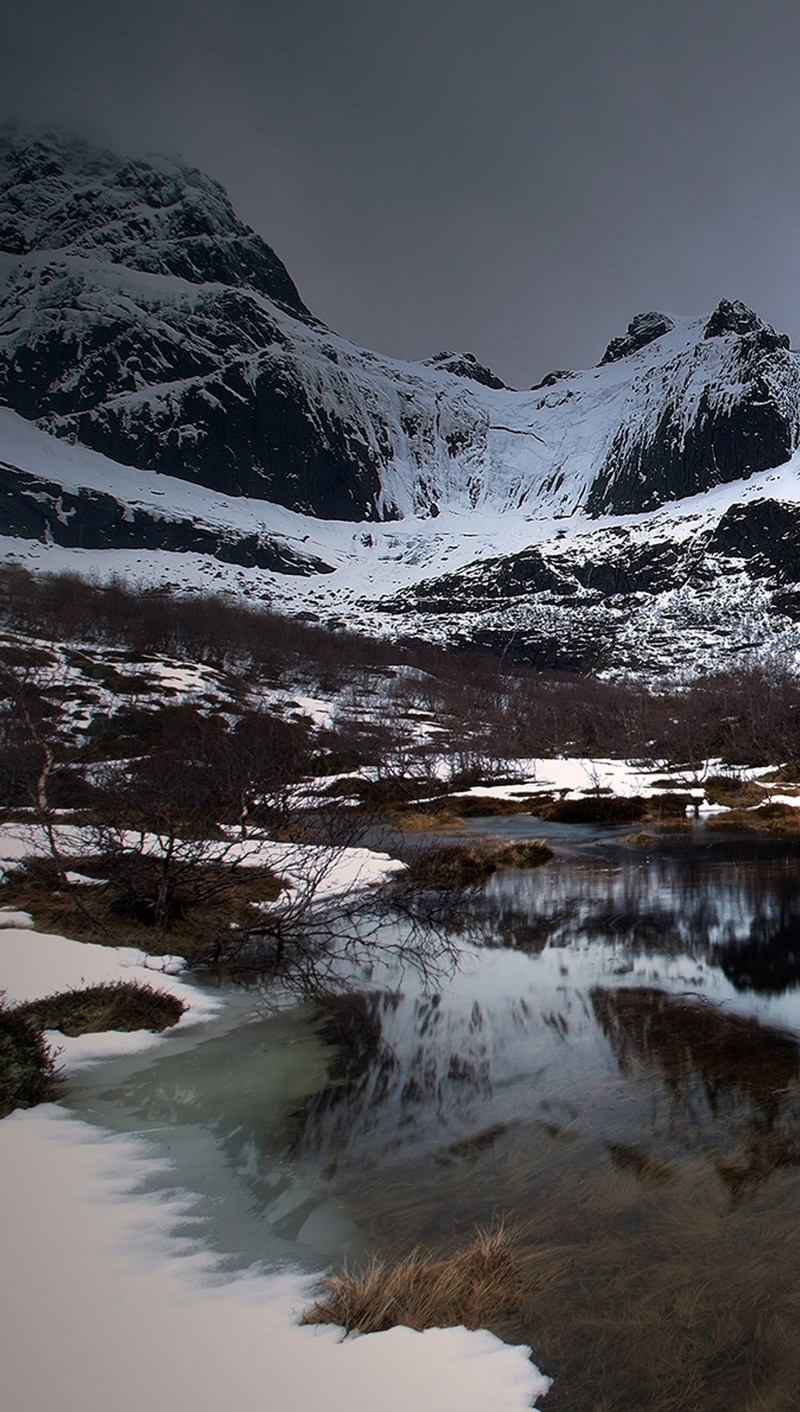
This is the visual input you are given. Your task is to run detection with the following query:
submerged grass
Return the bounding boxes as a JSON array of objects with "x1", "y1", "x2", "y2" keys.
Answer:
[{"x1": 301, "y1": 1220, "x2": 523, "y2": 1334}]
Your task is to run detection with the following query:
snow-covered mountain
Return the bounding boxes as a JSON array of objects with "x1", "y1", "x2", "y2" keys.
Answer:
[{"x1": 5, "y1": 128, "x2": 800, "y2": 676}]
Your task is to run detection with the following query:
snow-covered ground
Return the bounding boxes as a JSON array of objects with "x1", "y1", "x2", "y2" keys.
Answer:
[
  {"x1": 1, "y1": 1105, "x2": 549, "y2": 1412},
  {"x1": 0, "y1": 834, "x2": 551, "y2": 1411},
  {"x1": 452, "y1": 755, "x2": 800, "y2": 816}
]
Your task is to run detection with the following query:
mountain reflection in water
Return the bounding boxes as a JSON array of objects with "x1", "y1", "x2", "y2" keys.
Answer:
[
  {"x1": 70, "y1": 832, "x2": 800, "y2": 1411},
  {"x1": 290, "y1": 835, "x2": 800, "y2": 1411}
]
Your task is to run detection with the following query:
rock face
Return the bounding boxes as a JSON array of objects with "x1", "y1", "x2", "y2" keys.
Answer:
[
  {"x1": 586, "y1": 301, "x2": 800, "y2": 516},
  {"x1": 421, "y1": 351, "x2": 508, "y2": 389},
  {"x1": 600, "y1": 311, "x2": 676, "y2": 364},
  {"x1": 0, "y1": 461, "x2": 333, "y2": 574},
  {"x1": 0, "y1": 131, "x2": 311, "y2": 312}
]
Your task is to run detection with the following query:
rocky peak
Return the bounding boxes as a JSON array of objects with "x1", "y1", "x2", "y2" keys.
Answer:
[
  {"x1": 600, "y1": 311, "x2": 676, "y2": 365},
  {"x1": 703, "y1": 298, "x2": 789, "y2": 349},
  {"x1": 0, "y1": 127, "x2": 311, "y2": 318},
  {"x1": 422, "y1": 350, "x2": 508, "y2": 389}
]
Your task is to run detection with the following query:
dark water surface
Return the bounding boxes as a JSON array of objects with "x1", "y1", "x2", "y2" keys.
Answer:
[{"x1": 68, "y1": 821, "x2": 800, "y2": 1411}]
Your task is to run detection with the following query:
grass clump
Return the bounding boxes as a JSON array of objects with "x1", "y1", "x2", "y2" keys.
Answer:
[
  {"x1": 14, "y1": 981, "x2": 185, "y2": 1037},
  {"x1": 704, "y1": 774, "x2": 765, "y2": 808},
  {"x1": 301, "y1": 1220, "x2": 522, "y2": 1335},
  {"x1": 708, "y1": 801, "x2": 800, "y2": 832},
  {"x1": 644, "y1": 791, "x2": 695, "y2": 819},
  {"x1": 491, "y1": 839, "x2": 554, "y2": 868},
  {"x1": 538, "y1": 795, "x2": 647, "y2": 825},
  {"x1": 447, "y1": 795, "x2": 534, "y2": 818},
  {"x1": 392, "y1": 808, "x2": 465, "y2": 832},
  {"x1": 0, "y1": 999, "x2": 58, "y2": 1117},
  {"x1": 401, "y1": 845, "x2": 498, "y2": 889}
]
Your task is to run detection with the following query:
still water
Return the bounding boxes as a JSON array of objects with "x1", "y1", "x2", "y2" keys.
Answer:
[{"x1": 67, "y1": 821, "x2": 800, "y2": 1411}]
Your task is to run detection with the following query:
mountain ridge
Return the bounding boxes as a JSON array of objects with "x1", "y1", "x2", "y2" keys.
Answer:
[{"x1": 4, "y1": 131, "x2": 800, "y2": 676}]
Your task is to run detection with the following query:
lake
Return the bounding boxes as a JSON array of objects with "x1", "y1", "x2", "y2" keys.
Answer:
[{"x1": 66, "y1": 818, "x2": 800, "y2": 1411}]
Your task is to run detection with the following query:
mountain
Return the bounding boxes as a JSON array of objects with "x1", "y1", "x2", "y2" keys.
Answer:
[{"x1": 4, "y1": 128, "x2": 800, "y2": 676}]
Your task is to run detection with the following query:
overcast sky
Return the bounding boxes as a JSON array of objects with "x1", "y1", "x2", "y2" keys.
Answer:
[{"x1": 4, "y1": 0, "x2": 800, "y2": 387}]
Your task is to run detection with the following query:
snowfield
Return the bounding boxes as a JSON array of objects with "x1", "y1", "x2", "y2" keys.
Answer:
[{"x1": 7, "y1": 398, "x2": 800, "y2": 676}]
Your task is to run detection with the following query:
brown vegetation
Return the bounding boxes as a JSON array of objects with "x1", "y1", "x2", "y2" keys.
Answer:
[
  {"x1": 538, "y1": 795, "x2": 648, "y2": 825},
  {"x1": 491, "y1": 839, "x2": 554, "y2": 867},
  {"x1": 401, "y1": 844, "x2": 499, "y2": 889},
  {"x1": 14, "y1": 980, "x2": 185, "y2": 1036},
  {"x1": 0, "y1": 999, "x2": 58, "y2": 1117},
  {"x1": 1, "y1": 855, "x2": 284, "y2": 960},
  {"x1": 301, "y1": 1220, "x2": 523, "y2": 1335}
]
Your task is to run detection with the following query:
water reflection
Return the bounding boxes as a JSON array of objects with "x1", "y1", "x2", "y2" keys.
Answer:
[
  {"x1": 479, "y1": 839, "x2": 800, "y2": 996},
  {"x1": 65, "y1": 832, "x2": 800, "y2": 1410},
  {"x1": 592, "y1": 985, "x2": 800, "y2": 1199},
  {"x1": 293, "y1": 836, "x2": 800, "y2": 1411}
]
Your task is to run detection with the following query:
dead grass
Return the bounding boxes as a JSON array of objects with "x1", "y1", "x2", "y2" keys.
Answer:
[
  {"x1": 708, "y1": 802, "x2": 800, "y2": 833},
  {"x1": 447, "y1": 795, "x2": 535, "y2": 817},
  {"x1": 392, "y1": 809, "x2": 465, "y2": 832},
  {"x1": 644, "y1": 792, "x2": 696, "y2": 820},
  {"x1": 704, "y1": 776, "x2": 766, "y2": 808},
  {"x1": 491, "y1": 839, "x2": 554, "y2": 868},
  {"x1": 14, "y1": 980, "x2": 185, "y2": 1036},
  {"x1": 0, "y1": 999, "x2": 58, "y2": 1118},
  {"x1": 539, "y1": 795, "x2": 648, "y2": 825},
  {"x1": 1, "y1": 855, "x2": 284, "y2": 959},
  {"x1": 400, "y1": 844, "x2": 498, "y2": 889},
  {"x1": 301, "y1": 1220, "x2": 523, "y2": 1334}
]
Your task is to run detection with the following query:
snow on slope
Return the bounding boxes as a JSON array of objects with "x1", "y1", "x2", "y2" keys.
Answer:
[
  {"x1": 6, "y1": 400, "x2": 800, "y2": 667},
  {"x1": 3, "y1": 131, "x2": 800, "y2": 532},
  {"x1": 5, "y1": 133, "x2": 800, "y2": 675}
]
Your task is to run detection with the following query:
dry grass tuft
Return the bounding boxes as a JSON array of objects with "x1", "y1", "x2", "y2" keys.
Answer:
[
  {"x1": 392, "y1": 809, "x2": 465, "y2": 832},
  {"x1": 400, "y1": 844, "x2": 498, "y2": 889},
  {"x1": 14, "y1": 980, "x2": 185, "y2": 1037},
  {"x1": 301, "y1": 1220, "x2": 522, "y2": 1334},
  {"x1": 492, "y1": 839, "x2": 554, "y2": 868},
  {"x1": 539, "y1": 795, "x2": 647, "y2": 825}
]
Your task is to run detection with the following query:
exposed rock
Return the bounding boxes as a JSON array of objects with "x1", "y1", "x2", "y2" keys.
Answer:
[
  {"x1": 530, "y1": 370, "x2": 576, "y2": 390},
  {"x1": 422, "y1": 351, "x2": 508, "y2": 389},
  {"x1": 0, "y1": 128, "x2": 312, "y2": 316},
  {"x1": 706, "y1": 500, "x2": 800, "y2": 584},
  {"x1": 703, "y1": 298, "x2": 789, "y2": 349},
  {"x1": 0, "y1": 462, "x2": 334, "y2": 574},
  {"x1": 599, "y1": 312, "x2": 675, "y2": 365}
]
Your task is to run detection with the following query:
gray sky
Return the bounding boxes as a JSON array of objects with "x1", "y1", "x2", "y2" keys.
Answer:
[{"x1": 4, "y1": 0, "x2": 800, "y2": 387}]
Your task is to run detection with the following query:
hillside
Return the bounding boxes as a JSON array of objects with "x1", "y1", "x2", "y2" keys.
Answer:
[{"x1": 4, "y1": 130, "x2": 800, "y2": 674}]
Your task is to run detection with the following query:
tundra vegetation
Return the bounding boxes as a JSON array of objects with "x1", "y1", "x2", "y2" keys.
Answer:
[{"x1": 3, "y1": 561, "x2": 800, "y2": 971}]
